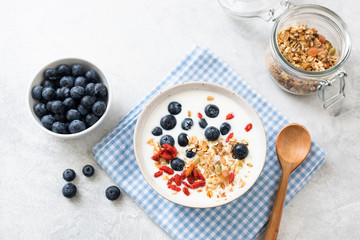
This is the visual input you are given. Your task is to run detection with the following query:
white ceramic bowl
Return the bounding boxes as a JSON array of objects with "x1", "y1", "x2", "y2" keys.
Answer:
[
  {"x1": 27, "y1": 58, "x2": 111, "y2": 139},
  {"x1": 134, "y1": 82, "x2": 267, "y2": 208}
]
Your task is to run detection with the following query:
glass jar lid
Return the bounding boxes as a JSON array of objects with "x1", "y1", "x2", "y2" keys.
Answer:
[{"x1": 218, "y1": 0, "x2": 294, "y2": 21}]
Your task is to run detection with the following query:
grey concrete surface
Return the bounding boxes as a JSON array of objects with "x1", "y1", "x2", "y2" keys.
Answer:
[{"x1": 0, "y1": 0, "x2": 359, "y2": 239}]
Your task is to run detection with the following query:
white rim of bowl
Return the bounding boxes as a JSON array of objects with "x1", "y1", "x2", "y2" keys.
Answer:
[{"x1": 27, "y1": 58, "x2": 111, "y2": 139}]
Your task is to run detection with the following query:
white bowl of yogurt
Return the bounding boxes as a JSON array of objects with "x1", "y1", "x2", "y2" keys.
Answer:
[{"x1": 134, "y1": 82, "x2": 267, "y2": 208}]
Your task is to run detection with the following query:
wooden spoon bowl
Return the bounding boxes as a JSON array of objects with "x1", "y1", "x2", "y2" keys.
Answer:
[{"x1": 265, "y1": 123, "x2": 312, "y2": 240}]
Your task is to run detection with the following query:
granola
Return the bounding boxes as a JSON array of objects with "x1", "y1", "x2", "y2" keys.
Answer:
[
  {"x1": 277, "y1": 24, "x2": 337, "y2": 71},
  {"x1": 267, "y1": 25, "x2": 338, "y2": 95}
]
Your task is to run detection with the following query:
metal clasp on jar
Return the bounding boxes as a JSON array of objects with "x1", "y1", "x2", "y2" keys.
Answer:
[
  {"x1": 263, "y1": 0, "x2": 295, "y2": 22},
  {"x1": 317, "y1": 70, "x2": 347, "y2": 109}
]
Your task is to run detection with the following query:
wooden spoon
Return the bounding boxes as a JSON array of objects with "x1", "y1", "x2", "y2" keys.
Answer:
[{"x1": 265, "y1": 123, "x2": 312, "y2": 240}]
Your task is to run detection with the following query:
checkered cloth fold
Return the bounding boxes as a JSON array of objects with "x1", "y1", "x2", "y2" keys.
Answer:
[{"x1": 93, "y1": 47, "x2": 326, "y2": 240}]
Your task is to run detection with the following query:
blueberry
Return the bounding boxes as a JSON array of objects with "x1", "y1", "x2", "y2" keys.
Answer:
[
  {"x1": 160, "y1": 135, "x2": 175, "y2": 147},
  {"x1": 59, "y1": 76, "x2": 75, "y2": 88},
  {"x1": 232, "y1": 143, "x2": 249, "y2": 159},
  {"x1": 32, "y1": 85, "x2": 43, "y2": 100},
  {"x1": 56, "y1": 64, "x2": 71, "y2": 76},
  {"x1": 78, "y1": 104, "x2": 89, "y2": 116},
  {"x1": 52, "y1": 121, "x2": 68, "y2": 134},
  {"x1": 46, "y1": 101, "x2": 54, "y2": 111},
  {"x1": 160, "y1": 115, "x2": 177, "y2": 130},
  {"x1": 74, "y1": 76, "x2": 87, "y2": 87},
  {"x1": 186, "y1": 149, "x2": 196, "y2": 158},
  {"x1": 69, "y1": 120, "x2": 86, "y2": 133},
  {"x1": 151, "y1": 127, "x2": 162, "y2": 136},
  {"x1": 70, "y1": 86, "x2": 85, "y2": 100},
  {"x1": 72, "y1": 64, "x2": 85, "y2": 77},
  {"x1": 42, "y1": 80, "x2": 55, "y2": 88},
  {"x1": 199, "y1": 118, "x2": 208, "y2": 129},
  {"x1": 51, "y1": 100, "x2": 65, "y2": 114},
  {"x1": 178, "y1": 133, "x2": 188, "y2": 147},
  {"x1": 55, "y1": 87, "x2": 70, "y2": 100},
  {"x1": 85, "y1": 83, "x2": 96, "y2": 96},
  {"x1": 82, "y1": 164, "x2": 95, "y2": 177},
  {"x1": 92, "y1": 101, "x2": 106, "y2": 116},
  {"x1": 168, "y1": 101, "x2": 182, "y2": 115},
  {"x1": 63, "y1": 97, "x2": 77, "y2": 110},
  {"x1": 94, "y1": 83, "x2": 107, "y2": 98},
  {"x1": 220, "y1": 122, "x2": 231, "y2": 135},
  {"x1": 66, "y1": 109, "x2": 81, "y2": 121},
  {"x1": 81, "y1": 95, "x2": 95, "y2": 109},
  {"x1": 205, "y1": 126, "x2": 220, "y2": 141},
  {"x1": 41, "y1": 115, "x2": 55, "y2": 130},
  {"x1": 85, "y1": 113, "x2": 99, "y2": 126},
  {"x1": 44, "y1": 68, "x2": 58, "y2": 81},
  {"x1": 105, "y1": 186, "x2": 121, "y2": 201},
  {"x1": 62, "y1": 169, "x2": 76, "y2": 182},
  {"x1": 34, "y1": 103, "x2": 47, "y2": 117},
  {"x1": 181, "y1": 118, "x2": 193, "y2": 130},
  {"x1": 204, "y1": 104, "x2": 219, "y2": 118},
  {"x1": 170, "y1": 158, "x2": 185, "y2": 171},
  {"x1": 42, "y1": 87, "x2": 56, "y2": 101},
  {"x1": 62, "y1": 183, "x2": 77, "y2": 198},
  {"x1": 54, "y1": 113, "x2": 66, "y2": 122},
  {"x1": 85, "y1": 70, "x2": 100, "y2": 83}
]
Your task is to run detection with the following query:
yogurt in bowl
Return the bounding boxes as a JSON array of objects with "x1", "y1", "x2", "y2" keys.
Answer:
[{"x1": 134, "y1": 82, "x2": 267, "y2": 208}]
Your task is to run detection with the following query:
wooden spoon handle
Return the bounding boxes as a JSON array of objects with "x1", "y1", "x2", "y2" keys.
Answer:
[{"x1": 265, "y1": 170, "x2": 291, "y2": 240}]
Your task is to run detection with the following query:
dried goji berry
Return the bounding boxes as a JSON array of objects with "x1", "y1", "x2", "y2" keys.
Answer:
[
  {"x1": 245, "y1": 123, "x2": 252, "y2": 132},
  {"x1": 182, "y1": 181, "x2": 191, "y2": 188},
  {"x1": 198, "y1": 113, "x2": 203, "y2": 119},
  {"x1": 226, "y1": 113, "x2": 234, "y2": 120},
  {"x1": 154, "y1": 170, "x2": 163, "y2": 178},
  {"x1": 197, "y1": 172, "x2": 205, "y2": 181},
  {"x1": 160, "y1": 144, "x2": 177, "y2": 160},
  {"x1": 226, "y1": 132, "x2": 234, "y2": 143},
  {"x1": 183, "y1": 187, "x2": 190, "y2": 196},
  {"x1": 190, "y1": 181, "x2": 206, "y2": 189},
  {"x1": 168, "y1": 185, "x2": 177, "y2": 190},
  {"x1": 151, "y1": 149, "x2": 163, "y2": 161},
  {"x1": 175, "y1": 187, "x2": 181, "y2": 192},
  {"x1": 185, "y1": 163, "x2": 194, "y2": 177},
  {"x1": 167, "y1": 177, "x2": 174, "y2": 185},
  {"x1": 181, "y1": 171, "x2": 186, "y2": 180},
  {"x1": 229, "y1": 172, "x2": 235, "y2": 184},
  {"x1": 159, "y1": 166, "x2": 174, "y2": 175},
  {"x1": 174, "y1": 174, "x2": 181, "y2": 186},
  {"x1": 193, "y1": 169, "x2": 198, "y2": 181},
  {"x1": 187, "y1": 174, "x2": 195, "y2": 185}
]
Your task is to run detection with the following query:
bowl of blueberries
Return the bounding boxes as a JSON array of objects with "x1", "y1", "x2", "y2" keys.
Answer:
[{"x1": 28, "y1": 58, "x2": 111, "y2": 138}]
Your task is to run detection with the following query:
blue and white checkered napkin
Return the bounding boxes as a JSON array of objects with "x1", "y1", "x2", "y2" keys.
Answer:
[{"x1": 93, "y1": 46, "x2": 326, "y2": 240}]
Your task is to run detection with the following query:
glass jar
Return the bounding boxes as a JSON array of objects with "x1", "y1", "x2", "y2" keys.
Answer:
[{"x1": 218, "y1": 1, "x2": 352, "y2": 109}]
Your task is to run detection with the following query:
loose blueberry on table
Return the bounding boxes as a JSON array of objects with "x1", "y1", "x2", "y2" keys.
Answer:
[
  {"x1": 82, "y1": 164, "x2": 95, "y2": 177},
  {"x1": 31, "y1": 63, "x2": 107, "y2": 134},
  {"x1": 63, "y1": 169, "x2": 76, "y2": 182},
  {"x1": 105, "y1": 186, "x2": 121, "y2": 201},
  {"x1": 62, "y1": 183, "x2": 77, "y2": 198}
]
